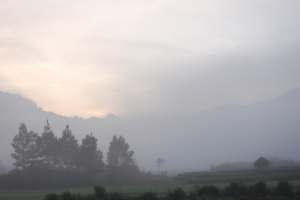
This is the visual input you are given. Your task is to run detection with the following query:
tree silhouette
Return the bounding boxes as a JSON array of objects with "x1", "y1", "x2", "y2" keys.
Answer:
[
  {"x1": 78, "y1": 133, "x2": 104, "y2": 174},
  {"x1": 106, "y1": 135, "x2": 138, "y2": 184},
  {"x1": 156, "y1": 158, "x2": 165, "y2": 174},
  {"x1": 11, "y1": 123, "x2": 40, "y2": 170},
  {"x1": 39, "y1": 120, "x2": 59, "y2": 169},
  {"x1": 58, "y1": 125, "x2": 78, "y2": 169},
  {"x1": 106, "y1": 135, "x2": 135, "y2": 169}
]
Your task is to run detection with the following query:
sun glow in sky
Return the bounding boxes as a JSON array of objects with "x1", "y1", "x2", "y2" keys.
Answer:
[{"x1": 1, "y1": 0, "x2": 300, "y2": 118}]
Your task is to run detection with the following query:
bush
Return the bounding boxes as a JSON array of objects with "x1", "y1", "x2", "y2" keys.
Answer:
[
  {"x1": 196, "y1": 185, "x2": 220, "y2": 198},
  {"x1": 276, "y1": 180, "x2": 293, "y2": 197},
  {"x1": 81, "y1": 194, "x2": 96, "y2": 200},
  {"x1": 167, "y1": 187, "x2": 186, "y2": 200},
  {"x1": 94, "y1": 186, "x2": 108, "y2": 200},
  {"x1": 108, "y1": 192, "x2": 128, "y2": 200},
  {"x1": 223, "y1": 181, "x2": 248, "y2": 197},
  {"x1": 44, "y1": 193, "x2": 60, "y2": 200},
  {"x1": 60, "y1": 191, "x2": 74, "y2": 200},
  {"x1": 250, "y1": 180, "x2": 267, "y2": 197},
  {"x1": 137, "y1": 191, "x2": 158, "y2": 200}
]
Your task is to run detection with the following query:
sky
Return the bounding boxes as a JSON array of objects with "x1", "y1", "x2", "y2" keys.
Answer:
[{"x1": 1, "y1": 0, "x2": 300, "y2": 118}]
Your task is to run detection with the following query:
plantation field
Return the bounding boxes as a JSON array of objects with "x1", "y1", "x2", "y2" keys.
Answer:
[
  {"x1": 1, "y1": 181, "x2": 300, "y2": 200},
  {"x1": 1, "y1": 167, "x2": 300, "y2": 200},
  {"x1": 173, "y1": 166, "x2": 300, "y2": 184}
]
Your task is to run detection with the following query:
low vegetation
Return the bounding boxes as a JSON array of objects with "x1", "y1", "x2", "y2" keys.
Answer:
[
  {"x1": 41, "y1": 180, "x2": 300, "y2": 200},
  {"x1": 0, "y1": 121, "x2": 168, "y2": 189},
  {"x1": 1, "y1": 121, "x2": 300, "y2": 199},
  {"x1": 173, "y1": 166, "x2": 300, "y2": 184}
]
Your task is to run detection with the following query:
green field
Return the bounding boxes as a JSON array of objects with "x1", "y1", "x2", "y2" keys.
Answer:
[
  {"x1": 1, "y1": 166, "x2": 300, "y2": 200},
  {"x1": 173, "y1": 166, "x2": 300, "y2": 184},
  {"x1": 1, "y1": 181, "x2": 300, "y2": 200}
]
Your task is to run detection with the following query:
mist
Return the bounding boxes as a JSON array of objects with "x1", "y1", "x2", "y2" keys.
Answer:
[{"x1": 0, "y1": 0, "x2": 300, "y2": 173}]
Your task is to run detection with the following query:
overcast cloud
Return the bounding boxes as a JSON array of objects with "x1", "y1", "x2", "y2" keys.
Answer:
[{"x1": 1, "y1": 0, "x2": 300, "y2": 118}]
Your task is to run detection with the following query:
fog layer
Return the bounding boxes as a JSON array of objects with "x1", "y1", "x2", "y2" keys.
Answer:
[
  {"x1": 0, "y1": 0, "x2": 300, "y2": 117},
  {"x1": 1, "y1": 88, "x2": 300, "y2": 171}
]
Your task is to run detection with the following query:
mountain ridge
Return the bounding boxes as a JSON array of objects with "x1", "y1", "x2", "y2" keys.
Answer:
[{"x1": 1, "y1": 87, "x2": 300, "y2": 170}]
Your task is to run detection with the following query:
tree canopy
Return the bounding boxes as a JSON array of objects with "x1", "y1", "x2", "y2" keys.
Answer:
[
  {"x1": 106, "y1": 135, "x2": 135, "y2": 170},
  {"x1": 11, "y1": 123, "x2": 40, "y2": 170}
]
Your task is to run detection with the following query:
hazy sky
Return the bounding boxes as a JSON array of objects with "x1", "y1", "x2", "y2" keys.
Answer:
[{"x1": 1, "y1": 0, "x2": 300, "y2": 118}]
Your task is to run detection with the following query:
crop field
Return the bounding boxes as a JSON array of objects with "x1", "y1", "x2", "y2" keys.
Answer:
[
  {"x1": 1, "y1": 181, "x2": 300, "y2": 200},
  {"x1": 173, "y1": 166, "x2": 300, "y2": 184},
  {"x1": 1, "y1": 166, "x2": 300, "y2": 200}
]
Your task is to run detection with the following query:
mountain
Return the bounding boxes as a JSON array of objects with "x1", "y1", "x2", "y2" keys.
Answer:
[{"x1": 0, "y1": 87, "x2": 300, "y2": 171}]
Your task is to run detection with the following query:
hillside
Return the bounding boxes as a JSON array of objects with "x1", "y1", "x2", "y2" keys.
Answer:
[
  {"x1": 0, "y1": 87, "x2": 300, "y2": 171},
  {"x1": 173, "y1": 166, "x2": 300, "y2": 184}
]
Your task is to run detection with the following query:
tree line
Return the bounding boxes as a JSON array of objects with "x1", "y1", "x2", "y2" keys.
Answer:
[
  {"x1": 0, "y1": 120, "x2": 167, "y2": 189},
  {"x1": 8, "y1": 120, "x2": 140, "y2": 183}
]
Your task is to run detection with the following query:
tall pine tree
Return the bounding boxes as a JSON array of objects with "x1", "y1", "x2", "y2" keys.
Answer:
[
  {"x1": 58, "y1": 125, "x2": 78, "y2": 169},
  {"x1": 78, "y1": 133, "x2": 104, "y2": 174},
  {"x1": 39, "y1": 120, "x2": 59, "y2": 169},
  {"x1": 11, "y1": 123, "x2": 40, "y2": 170},
  {"x1": 106, "y1": 135, "x2": 138, "y2": 184}
]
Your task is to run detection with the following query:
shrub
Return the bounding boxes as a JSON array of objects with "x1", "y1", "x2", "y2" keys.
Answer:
[
  {"x1": 223, "y1": 181, "x2": 248, "y2": 197},
  {"x1": 137, "y1": 191, "x2": 158, "y2": 200},
  {"x1": 276, "y1": 180, "x2": 293, "y2": 197},
  {"x1": 44, "y1": 193, "x2": 60, "y2": 200},
  {"x1": 108, "y1": 192, "x2": 128, "y2": 200},
  {"x1": 94, "y1": 186, "x2": 108, "y2": 200},
  {"x1": 250, "y1": 180, "x2": 267, "y2": 197},
  {"x1": 197, "y1": 185, "x2": 220, "y2": 198},
  {"x1": 60, "y1": 191, "x2": 74, "y2": 200},
  {"x1": 167, "y1": 187, "x2": 186, "y2": 200},
  {"x1": 82, "y1": 194, "x2": 96, "y2": 200}
]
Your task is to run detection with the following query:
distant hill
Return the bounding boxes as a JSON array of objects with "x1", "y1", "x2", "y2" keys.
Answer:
[
  {"x1": 0, "y1": 87, "x2": 300, "y2": 171},
  {"x1": 210, "y1": 156, "x2": 300, "y2": 171}
]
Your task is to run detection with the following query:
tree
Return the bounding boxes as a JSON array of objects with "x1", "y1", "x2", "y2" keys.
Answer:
[
  {"x1": 39, "y1": 120, "x2": 59, "y2": 169},
  {"x1": 156, "y1": 158, "x2": 165, "y2": 174},
  {"x1": 58, "y1": 125, "x2": 78, "y2": 169},
  {"x1": 0, "y1": 160, "x2": 5, "y2": 174},
  {"x1": 11, "y1": 123, "x2": 40, "y2": 170},
  {"x1": 78, "y1": 133, "x2": 104, "y2": 174},
  {"x1": 106, "y1": 135, "x2": 138, "y2": 183},
  {"x1": 106, "y1": 135, "x2": 135, "y2": 169}
]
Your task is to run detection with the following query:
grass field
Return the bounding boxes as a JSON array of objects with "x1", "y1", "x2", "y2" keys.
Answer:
[
  {"x1": 1, "y1": 181, "x2": 300, "y2": 200},
  {"x1": 173, "y1": 166, "x2": 300, "y2": 184},
  {"x1": 1, "y1": 166, "x2": 300, "y2": 200}
]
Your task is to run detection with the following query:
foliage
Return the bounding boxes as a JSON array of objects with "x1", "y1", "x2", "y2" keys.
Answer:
[
  {"x1": 136, "y1": 191, "x2": 158, "y2": 200},
  {"x1": 276, "y1": 180, "x2": 293, "y2": 197},
  {"x1": 250, "y1": 179, "x2": 267, "y2": 197},
  {"x1": 0, "y1": 168, "x2": 91, "y2": 189},
  {"x1": 0, "y1": 180, "x2": 299, "y2": 200},
  {"x1": 223, "y1": 181, "x2": 249, "y2": 197},
  {"x1": 106, "y1": 135, "x2": 138, "y2": 184},
  {"x1": 166, "y1": 187, "x2": 186, "y2": 200},
  {"x1": 44, "y1": 193, "x2": 60, "y2": 200},
  {"x1": 223, "y1": 182, "x2": 248, "y2": 197},
  {"x1": 6, "y1": 122, "x2": 148, "y2": 189},
  {"x1": 196, "y1": 185, "x2": 220, "y2": 198},
  {"x1": 106, "y1": 135, "x2": 135, "y2": 169},
  {"x1": 39, "y1": 120, "x2": 59, "y2": 169},
  {"x1": 58, "y1": 125, "x2": 79, "y2": 169},
  {"x1": 174, "y1": 166, "x2": 300, "y2": 185},
  {"x1": 108, "y1": 192, "x2": 129, "y2": 200},
  {"x1": 11, "y1": 123, "x2": 40, "y2": 170},
  {"x1": 78, "y1": 134, "x2": 104, "y2": 174},
  {"x1": 94, "y1": 185, "x2": 108, "y2": 200}
]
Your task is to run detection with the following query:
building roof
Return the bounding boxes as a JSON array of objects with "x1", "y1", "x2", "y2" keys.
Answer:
[{"x1": 254, "y1": 157, "x2": 273, "y2": 167}]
